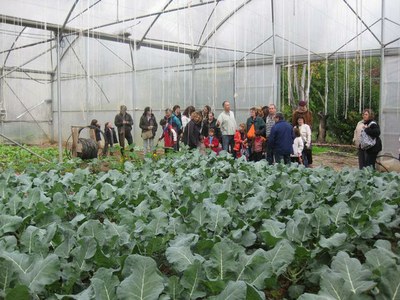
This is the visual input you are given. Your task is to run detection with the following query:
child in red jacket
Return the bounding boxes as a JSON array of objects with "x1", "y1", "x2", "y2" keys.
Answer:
[
  {"x1": 159, "y1": 119, "x2": 177, "y2": 153},
  {"x1": 233, "y1": 123, "x2": 248, "y2": 159},
  {"x1": 204, "y1": 128, "x2": 221, "y2": 154},
  {"x1": 252, "y1": 132, "x2": 266, "y2": 162}
]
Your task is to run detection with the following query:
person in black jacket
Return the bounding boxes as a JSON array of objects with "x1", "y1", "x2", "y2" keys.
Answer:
[
  {"x1": 183, "y1": 111, "x2": 202, "y2": 150},
  {"x1": 103, "y1": 121, "x2": 118, "y2": 155},
  {"x1": 114, "y1": 105, "x2": 134, "y2": 155},
  {"x1": 139, "y1": 107, "x2": 158, "y2": 155},
  {"x1": 202, "y1": 112, "x2": 221, "y2": 140},
  {"x1": 359, "y1": 109, "x2": 382, "y2": 169}
]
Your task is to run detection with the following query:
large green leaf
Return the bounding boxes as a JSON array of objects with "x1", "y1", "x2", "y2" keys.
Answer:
[
  {"x1": 365, "y1": 240, "x2": 397, "y2": 271},
  {"x1": 0, "y1": 215, "x2": 23, "y2": 235},
  {"x1": 330, "y1": 252, "x2": 376, "y2": 294},
  {"x1": 204, "y1": 200, "x2": 232, "y2": 234},
  {"x1": 71, "y1": 237, "x2": 97, "y2": 272},
  {"x1": 1, "y1": 252, "x2": 60, "y2": 294},
  {"x1": 204, "y1": 239, "x2": 242, "y2": 281},
  {"x1": 91, "y1": 268, "x2": 119, "y2": 300},
  {"x1": 329, "y1": 202, "x2": 350, "y2": 226},
  {"x1": 0, "y1": 259, "x2": 16, "y2": 297},
  {"x1": 77, "y1": 220, "x2": 106, "y2": 246},
  {"x1": 180, "y1": 262, "x2": 207, "y2": 300},
  {"x1": 265, "y1": 240, "x2": 295, "y2": 275},
  {"x1": 5, "y1": 284, "x2": 30, "y2": 300},
  {"x1": 117, "y1": 255, "x2": 164, "y2": 300},
  {"x1": 165, "y1": 246, "x2": 204, "y2": 273},
  {"x1": 208, "y1": 281, "x2": 247, "y2": 300},
  {"x1": 319, "y1": 233, "x2": 347, "y2": 249},
  {"x1": 191, "y1": 203, "x2": 207, "y2": 226},
  {"x1": 165, "y1": 276, "x2": 184, "y2": 300},
  {"x1": 20, "y1": 225, "x2": 48, "y2": 255},
  {"x1": 376, "y1": 266, "x2": 400, "y2": 300}
]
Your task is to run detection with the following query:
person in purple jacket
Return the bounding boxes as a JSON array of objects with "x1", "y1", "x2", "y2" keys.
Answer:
[{"x1": 268, "y1": 112, "x2": 295, "y2": 164}]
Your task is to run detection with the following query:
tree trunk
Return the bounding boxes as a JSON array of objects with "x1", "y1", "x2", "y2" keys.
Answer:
[{"x1": 317, "y1": 111, "x2": 328, "y2": 143}]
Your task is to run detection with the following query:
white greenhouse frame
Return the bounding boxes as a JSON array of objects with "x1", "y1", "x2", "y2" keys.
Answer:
[{"x1": 0, "y1": 0, "x2": 399, "y2": 160}]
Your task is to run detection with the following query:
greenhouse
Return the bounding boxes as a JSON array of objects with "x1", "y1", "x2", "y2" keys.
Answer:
[
  {"x1": 1, "y1": 1, "x2": 400, "y2": 300},
  {"x1": 0, "y1": 0, "x2": 399, "y2": 157}
]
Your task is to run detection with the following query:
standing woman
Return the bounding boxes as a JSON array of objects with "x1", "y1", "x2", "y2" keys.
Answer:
[
  {"x1": 359, "y1": 109, "x2": 382, "y2": 169},
  {"x1": 246, "y1": 107, "x2": 266, "y2": 161},
  {"x1": 297, "y1": 117, "x2": 312, "y2": 167},
  {"x1": 202, "y1": 112, "x2": 221, "y2": 139},
  {"x1": 182, "y1": 106, "x2": 196, "y2": 133},
  {"x1": 139, "y1": 107, "x2": 158, "y2": 155},
  {"x1": 183, "y1": 111, "x2": 202, "y2": 150}
]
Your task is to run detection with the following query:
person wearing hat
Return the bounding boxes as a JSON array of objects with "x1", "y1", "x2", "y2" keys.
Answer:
[
  {"x1": 114, "y1": 105, "x2": 134, "y2": 155},
  {"x1": 268, "y1": 112, "x2": 294, "y2": 164},
  {"x1": 292, "y1": 100, "x2": 313, "y2": 128}
]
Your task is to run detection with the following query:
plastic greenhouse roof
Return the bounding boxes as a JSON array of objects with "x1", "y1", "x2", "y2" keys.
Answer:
[{"x1": 1, "y1": 0, "x2": 400, "y2": 70}]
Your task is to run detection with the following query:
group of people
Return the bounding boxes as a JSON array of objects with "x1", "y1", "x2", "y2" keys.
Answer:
[
  {"x1": 88, "y1": 101, "x2": 383, "y2": 170},
  {"x1": 144, "y1": 100, "x2": 314, "y2": 167}
]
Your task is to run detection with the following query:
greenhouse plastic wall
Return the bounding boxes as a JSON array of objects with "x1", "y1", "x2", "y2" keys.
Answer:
[{"x1": 381, "y1": 55, "x2": 400, "y2": 156}]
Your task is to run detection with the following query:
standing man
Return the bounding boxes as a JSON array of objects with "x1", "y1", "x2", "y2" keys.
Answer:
[
  {"x1": 292, "y1": 100, "x2": 313, "y2": 127},
  {"x1": 268, "y1": 112, "x2": 294, "y2": 164},
  {"x1": 265, "y1": 104, "x2": 277, "y2": 164},
  {"x1": 217, "y1": 100, "x2": 237, "y2": 153},
  {"x1": 114, "y1": 105, "x2": 134, "y2": 155}
]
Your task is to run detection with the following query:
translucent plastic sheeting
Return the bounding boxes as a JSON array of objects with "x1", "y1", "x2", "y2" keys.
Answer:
[
  {"x1": 381, "y1": 55, "x2": 400, "y2": 156},
  {"x1": 0, "y1": 0, "x2": 399, "y2": 148}
]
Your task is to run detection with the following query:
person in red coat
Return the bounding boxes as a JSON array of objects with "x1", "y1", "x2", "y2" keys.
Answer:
[{"x1": 204, "y1": 128, "x2": 221, "y2": 154}]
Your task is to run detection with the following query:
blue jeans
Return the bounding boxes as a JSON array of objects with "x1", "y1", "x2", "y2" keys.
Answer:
[
  {"x1": 274, "y1": 152, "x2": 291, "y2": 164},
  {"x1": 222, "y1": 135, "x2": 235, "y2": 153}
]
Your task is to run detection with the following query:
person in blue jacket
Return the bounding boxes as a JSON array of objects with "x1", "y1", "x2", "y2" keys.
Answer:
[{"x1": 268, "y1": 112, "x2": 294, "y2": 164}]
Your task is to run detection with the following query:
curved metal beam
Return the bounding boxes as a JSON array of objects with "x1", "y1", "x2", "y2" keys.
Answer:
[
  {"x1": 197, "y1": 1, "x2": 220, "y2": 44},
  {"x1": 195, "y1": 0, "x2": 253, "y2": 57},
  {"x1": 59, "y1": 0, "x2": 80, "y2": 40},
  {"x1": 88, "y1": 0, "x2": 218, "y2": 32},
  {"x1": 342, "y1": 0, "x2": 381, "y2": 44},
  {"x1": 140, "y1": 0, "x2": 173, "y2": 44},
  {"x1": 68, "y1": 0, "x2": 102, "y2": 24},
  {"x1": 3, "y1": 27, "x2": 26, "y2": 66}
]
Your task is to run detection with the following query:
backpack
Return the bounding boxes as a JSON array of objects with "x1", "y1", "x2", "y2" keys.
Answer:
[{"x1": 360, "y1": 121, "x2": 376, "y2": 150}]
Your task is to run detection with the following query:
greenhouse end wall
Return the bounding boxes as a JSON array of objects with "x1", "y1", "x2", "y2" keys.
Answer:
[{"x1": 381, "y1": 55, "x2": 400, "y2": 157}]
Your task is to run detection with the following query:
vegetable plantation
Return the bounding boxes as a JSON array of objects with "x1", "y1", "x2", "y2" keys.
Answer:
[{"x1": 0, "y1": 151, "x2": 400, "y2": 299}]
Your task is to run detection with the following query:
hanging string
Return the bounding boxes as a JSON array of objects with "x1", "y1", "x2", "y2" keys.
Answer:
[
  {"x1": 324, "y1": 56, "x2": 328, "y2": 114},
  {"x1": 213, "y1": 0, "x2": 217, "y2": 110},
  {"x1": 334, "y1": 56, "x2": 338, "y2": 119},
  {"x1": 358, "y1": 0, "x2": 363, "y2": 113},
  {"x1": 306, "y1": 5, "x2": 311, "y2": 103}
]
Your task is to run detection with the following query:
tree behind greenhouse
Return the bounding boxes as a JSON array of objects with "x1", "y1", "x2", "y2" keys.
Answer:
[{"x1": 280, "y1": 57, "x2": 380, "y2": 144}]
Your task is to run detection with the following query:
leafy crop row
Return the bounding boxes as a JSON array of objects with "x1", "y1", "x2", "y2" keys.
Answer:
[{"x1": 0, "y1": 151, "x2": 399, "y2": 299}]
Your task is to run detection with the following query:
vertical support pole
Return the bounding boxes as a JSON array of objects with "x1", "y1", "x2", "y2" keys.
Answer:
[
  {"x1": 379, "y1": 0, "x2": 385, "y2": 151},
  {"x1": 0, "y1": 68, "x2": 4, "y2": 143},
  {"x1": 271, "y1": 0, "x2": 277, "y2": 105},
  {"x1": 50, "y1": 74, "x2": 55, "y2": 143},
  {"x1": 56, "y1": 35, "x2": 63, "y2": 162},
  {"x1": 85, "y1": 36, "x2": 90, "y2": 122},
  {"x1": 233, "y1": 66, "x2": 237, "y2": 116},
  {"x1": 191, "y1": 58, "x2": 196, "y2": 108},
  {"x1": 129, "y1": 42, "x2": 136, "y2": 142}
]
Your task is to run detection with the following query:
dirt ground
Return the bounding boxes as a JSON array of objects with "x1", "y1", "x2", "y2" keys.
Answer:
[{"x1": 313, "y1": 151, "x2": 358, "y2": 171}]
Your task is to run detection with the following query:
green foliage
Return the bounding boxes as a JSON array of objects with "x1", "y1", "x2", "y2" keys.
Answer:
[
  {"x1": 0, "y1": 151, "x2": 399, "y2": 299},
  {"x1": 281, "y1": 57, "x2": 381, "y2": 144},
  {"x1": 0, "y1": 144, "x2": 58, "y2": 172}
]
